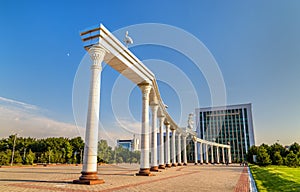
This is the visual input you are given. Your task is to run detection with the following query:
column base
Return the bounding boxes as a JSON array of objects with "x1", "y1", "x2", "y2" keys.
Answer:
[
  {"x1": 136, "y1": 168, "x2": 154, "y2": 176},
  {"x1": 183, "y1": 163, "x2": 188, "y2": 166},
  {"x1": 166, "y1": 163, "x2": 172, "y2": 168},
  {"x1": 73, "y1": 171, "x2": 105, "y2": 185},
  {"x1": 172, "y1": 163, "x2": 177, "y2": 167},
  {"x1": 158, "y1": 164, "x2": 166, "y2": 169},
  {"x1": 150, "y1": 166, "x2": 160, "y2": 172},
  {"x1": 194, "y1": 163, "x2": 198, "y2": 165},
  {"x1": 177, "y1": 163, "x2": 183, "y2": 166}
]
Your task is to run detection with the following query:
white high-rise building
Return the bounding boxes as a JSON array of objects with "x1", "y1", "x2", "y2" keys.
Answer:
[{"x1": 195, "y1": 103, "x2": 255, "y2": 163}]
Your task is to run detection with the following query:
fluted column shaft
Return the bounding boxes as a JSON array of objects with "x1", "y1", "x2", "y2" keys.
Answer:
[
  {"x1": 165, "y1": 122, "x2": 171, "y2": 167},
  {"x1": 183, "y1": 136, "x2": 187, "y2": 165},
  {"x1": 194, "y1": 140, "x2": 198, "y2": 164},
  {"x1": 222, "y1": 147, "x2": 225, "y2": 163},
  {"x1": 211, "y1": 145, "x2": 214, "y2": 163},
  {"x1": 177, "y1": 133, "x2": 182, "y2": 165},
  {"x1": 137, "y1": 83, "x2": 152, "y2": 176},
  {"x1": 228, "y1": 147, "x2": 232, "y2": 164},
  {"x1": 205, "y1": 144, "x2": 209, "y2": 164},
  {"x1": 75, "y1": 46, "x2": 106, "y2": 184},
  {"x1": 216, "y1": 147, "x2": 220, "y2": 164},
  {"x1": 150, "y1": 104, "x2": 159, "y2": 171},
  {"x1": 199, "y1": 143, "x2": 203, "y2": 164},
  {"x1": 158, "y1": 113, "x2": 165, "y2": 169},
  {"x1": 171, "y1": 129, "x2": 177, "y2": 166}
]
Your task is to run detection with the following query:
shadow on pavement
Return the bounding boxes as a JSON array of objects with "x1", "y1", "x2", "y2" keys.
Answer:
[{"x1": 0, "y1": 179, "x2": 72, "y2": 184}]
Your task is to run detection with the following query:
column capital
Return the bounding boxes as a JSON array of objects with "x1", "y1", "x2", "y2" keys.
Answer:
[
  {"x1": 150, "y1": 103, "x2": 159, "y2": 112},
  {"x1": 157, "y1": 107, "x2": 165, "y2": 118},
  {"x1": 170, "y1": 126, "x2": 176, "y2": 131},
  {"x1": 138, "y1": 82, "x2": 152, "y2": 100},
  {"x1": 164, "y1": 120, "x2": 170, "y2": 126},
  {"x1": 88, "y1": 46, "x2": 106, "y2": 67}
]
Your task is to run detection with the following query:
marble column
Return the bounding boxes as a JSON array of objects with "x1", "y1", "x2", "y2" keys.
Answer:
[
  {"x1": 73, "y1": 46, "x2": 105, "y2": 185},
  {"x1": 199, "y1": 143, "x2": 203, "y2": 164},
  {"x1": 165, "y1": 121, "x2": 172, "y2": 168},
  {"x1": 205, "y1": 144, "x2": 209, "y2": 164},
  {"x1": 211, "y1": 145, "x2": 214, "y2": 164},
  {"x1": 194, "y1": 140, "x2": 198, "y2": 165},
  {"x1": 222, "y1": 147, "x2": 225, "y2": 164},
  {"x1": 171, "y1": 128, "x2": 177, "y2": 167},
  {"x1": 183, "y1": 135, "x2": 188, "y2": 165},
  {"x1": 216, "y1": 147, "x2": 220, "y2": 164},
  {"x1": 150, "y1": 103, "x2": 159, "y2": 172},
  {"x1": 136, "y1": 82, "x2": 152, "y2": 176},
  {"x1": 158, "y1": 110, "x2": 165, "y2": 169},
  {"x1": 228, "y1": 147, "x2": 232, "y2": 164},
  {"x1": 177, "y1": 133, "x2": 182, "y2": 166}
]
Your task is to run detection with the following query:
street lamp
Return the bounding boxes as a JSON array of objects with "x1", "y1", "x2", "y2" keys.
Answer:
[{"x1": 10, "y1": 133, "x2": 17, "y2": 166}]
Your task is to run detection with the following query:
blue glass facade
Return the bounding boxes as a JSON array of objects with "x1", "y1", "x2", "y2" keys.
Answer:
[{"x1": 196, "y1": 103, "x2": 255, "y2": 163}]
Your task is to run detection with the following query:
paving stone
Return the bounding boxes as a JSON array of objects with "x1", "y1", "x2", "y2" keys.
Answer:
[{"x1": 0, "y1": 163, "x2": 249, "y2": 192}]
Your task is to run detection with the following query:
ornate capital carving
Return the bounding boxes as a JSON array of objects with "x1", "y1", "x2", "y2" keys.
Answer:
[
  {"x1": 170, "y1": 126, "x2": 176, "y2": 131},
  {"x1": 88, "y1": 46, "x2": 106, "y2": 67},
  {"x1": 150, "y1": 103, "x2": 159, "y2": 114},
  {"x1": 164, "y1": 120, "x2": 170, "y2": 126},
  {"x1": 138, "y1": 82, "x2": 152, "y2": 100},
  {"x1": 157, "y1": 107, "x2": 165, "y2": 118}
]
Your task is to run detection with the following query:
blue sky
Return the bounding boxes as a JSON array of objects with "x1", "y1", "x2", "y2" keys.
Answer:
[{"x1": 0, "y1": 0, "x2": 299, "y2": 146}]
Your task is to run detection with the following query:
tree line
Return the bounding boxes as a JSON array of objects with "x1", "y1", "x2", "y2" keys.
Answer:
[
  {"x1": 0, "y1": 135, "x2": 140, "y2": 165},
  {"x1": 247, "y1": 142, "x2": 300, "y2": 167}
]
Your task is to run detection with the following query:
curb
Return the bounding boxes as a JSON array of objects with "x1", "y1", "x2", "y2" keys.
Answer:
[{"x1": 247, "y1": 166, "x2": 258, "y2": 192}]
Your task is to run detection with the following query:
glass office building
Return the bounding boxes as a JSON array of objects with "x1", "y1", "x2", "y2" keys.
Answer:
[
  {"x1": 117, "y1": 137, "x2": 139, "y2": 151},
  {"x1": 195, "y1": 103, "x2": 255, "y2": 162}
]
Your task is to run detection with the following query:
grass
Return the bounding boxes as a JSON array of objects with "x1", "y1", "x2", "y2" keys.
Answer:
[{"x1": 249, "y1": 164, "x2": 300, "y2": 191}]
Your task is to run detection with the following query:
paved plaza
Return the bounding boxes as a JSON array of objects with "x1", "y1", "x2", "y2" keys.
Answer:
[{"x1": 0, "y1": 163, "x2": 249, "y2": 192}]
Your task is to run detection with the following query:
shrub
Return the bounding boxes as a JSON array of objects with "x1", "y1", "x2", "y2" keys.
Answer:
[
  {"x1": 256, "y1": 146, "x2": 272, "y2": 166},
  {"x1": 285, "y1": 151, "x2": 299, "y2": 167},
  {"x1": 272, "y1": 151, "x2": 283, "y2": 165}
]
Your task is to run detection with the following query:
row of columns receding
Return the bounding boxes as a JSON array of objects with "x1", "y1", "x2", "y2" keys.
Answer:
[
  {"x1": 137, "y1": 83, "x2": 232, "y2": 176},
  {"x1": 73, "y1": 46, "x2": 232, "y2": 184}
]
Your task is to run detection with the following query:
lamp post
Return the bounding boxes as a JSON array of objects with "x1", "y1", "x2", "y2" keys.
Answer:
[{"x1": 10, "y1": 134, "x2": 17, "y2": 166}]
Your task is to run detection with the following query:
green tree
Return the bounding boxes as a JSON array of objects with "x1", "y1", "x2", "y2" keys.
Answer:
[
  {"x1": 25, "y1": 149, "x2": 35, "y2": 165},
  {"x1": 0, "y1": 149, "x2": 12, "y2": 165},
  {"x1": 272, "y1": 151, "x2": 283, "y2": 165},
  {"x1": 289, "y1": 142, "x2": 300, "y2": 155},
  {"x1": 269, "y1": 143, "x2": 286, "y2": 165},
  {"x1": 63, "y1": 141, "x2": 73, "y2": 163},
  {"x1": 70, "y1": 137, "x2": 84, "y2": 164},
  {"x1": 13, "y1": 151, "x2": 23, "y2": 164},
  {"x1": 285, "y1": 151, "x2": 299, "y2": 167},
  {"x1": 247, "y1": 145, "x2": 259, "y2": 164},
  {"x1": 98, "y1": 140, "x2": 112, "y2": 163},
  {"x1": 257, "y1": 145, "x2": 272, "y2": 166},
  {"x1": 116, "y1": 156, "x2": 123, "y2": 164},
  {"x1": 131, "y1": 157, "x2": 138, "y2": 163}
]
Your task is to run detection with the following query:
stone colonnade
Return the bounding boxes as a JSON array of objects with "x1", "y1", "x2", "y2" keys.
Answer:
[
  {"x1": 74, "y1": 45, "x2": 232, "y2": 184},
  {"x1": 194, "y1": 141, "x2": 232, "y2": 165}
]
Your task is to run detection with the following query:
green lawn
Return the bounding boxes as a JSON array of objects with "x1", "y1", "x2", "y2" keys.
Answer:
[{"x1": 250, "y1": 164, "x2": 300, "y2": 191}]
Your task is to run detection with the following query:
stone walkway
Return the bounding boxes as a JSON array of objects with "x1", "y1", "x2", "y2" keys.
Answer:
[{"x1": 0, "y1": 163, "x2": 249, "y2": 192}]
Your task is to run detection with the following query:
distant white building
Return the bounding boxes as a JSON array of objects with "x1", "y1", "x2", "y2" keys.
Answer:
[{"x1": 117, "y1": 135, "x2": 139, "y2": 151}]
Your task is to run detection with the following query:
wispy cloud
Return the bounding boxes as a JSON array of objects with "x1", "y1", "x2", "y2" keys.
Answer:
[
  {"x1": 0, "y1": 96, "x2": 143, "y2": 147},
  {"x1": 0, "y1": 96, "x2": 39, "y2": 111},
  {"x1": 0, "y1": 96, "x2": 82, "y2": 139}
]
